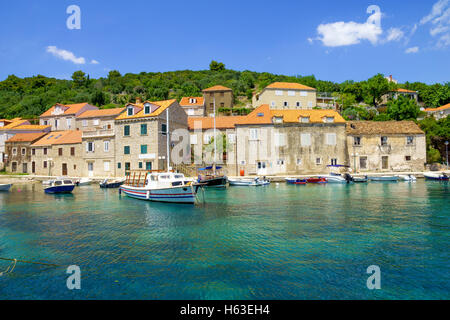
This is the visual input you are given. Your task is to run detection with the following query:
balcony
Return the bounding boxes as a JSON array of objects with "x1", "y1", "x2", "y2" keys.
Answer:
[{"x1": 82, "y1": 129, "x2": 114, "y2": 138}]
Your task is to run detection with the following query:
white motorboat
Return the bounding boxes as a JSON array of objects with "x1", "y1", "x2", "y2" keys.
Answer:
[
  {"x1": 0, "y1": 184, "x2": 12, "y2": 191},
  {"x1": 229, "y1": 177, "x2": 270, "y2": 186},
  {"x1": 120, "y1": 172, "x2": 197, "y2": 204},
  {"x1": 398, "y1": 174, "x2": 417, "y2": 182},
  {"x1": 319, "y1": 173, "x2": 353, "y2": 184},
  {"x1": 76, "y1": 178, "x2": 93, "y2": 186},
  {"x1": 423, "y1": 172, "x2": 449, "y2": 181},
  {"x1": 368, "y1": 176, "x2": 399, "y2": 182},
  {"x1": 44, "y1": 179, "x2": 75, "y2": 194}
]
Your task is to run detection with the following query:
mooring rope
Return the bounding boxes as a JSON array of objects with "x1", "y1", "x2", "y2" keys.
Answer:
[
  {"x1": 0, "y1": 257, "x2": 63, "y2": 269},
  {"x1": 0, "y1": 259, "x2": 16, "y2": 276}
]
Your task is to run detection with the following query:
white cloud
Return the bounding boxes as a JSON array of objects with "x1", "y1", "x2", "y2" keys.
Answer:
[
  {"x1": 386, "y1": 28, "x2": 404, "y2": 42},
  {"x1": 420, "y1": 0, "x2": 450, "y2": 47},
  {"x1": 405, "y1": 46, "x2": 419, "y2": 53},
  {"x1": 90, "y1": 59, "x2": 99, "y2": 64},
  {"x1": 46, "y1": 46, "x2": 85, "y2": 64},
  {"x1": 315, "y1": 5, "x2": 383, "y2": 47}
]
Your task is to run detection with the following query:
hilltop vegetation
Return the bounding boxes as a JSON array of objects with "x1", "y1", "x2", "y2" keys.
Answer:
[{"x1": 0, "y1": 61, "x2": 449, "y2": 120}]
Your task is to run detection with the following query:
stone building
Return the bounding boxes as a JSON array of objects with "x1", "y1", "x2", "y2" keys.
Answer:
[
  {"x1": 202, "y1": 85, "x2": 233, "y2": 116},
  {"x1": 31, "y1": 131, "x2": 83, "y2": 177},
  {"x1": 39, "y1": 103, "x2": 98, "y2": 131},
  {"x1": 423, "y1": 103, "x2": 450, "y2": 120},
  {"x1": 179, "y1": 97, "x2": 205, "y2": 117},
  {"x1": 114, "y1": 99, "x2": 188, "y2": 176},
  {"x1": 346, "y1": 121, "x2": 426, "y2": 172},
  {"x1": 380, "y1": 88, "x2": 419, "y2": 106},
  {"x1": 77, "y1": 108, "x2": 126, "y2": 177},
  {"x1": 252, "y1": 82, "x2": 317, "y2": 110},
  {"x1": 5, "y1": 132, "x2": 48, "y2": 174},
  {"x1": 235, "y1": 104, "x2": 348, "y2": 175}
]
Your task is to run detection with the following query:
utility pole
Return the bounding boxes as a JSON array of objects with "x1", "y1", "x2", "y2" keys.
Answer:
[{"x1": 445, "y1": 141, "x2": 449, "y2": 169}]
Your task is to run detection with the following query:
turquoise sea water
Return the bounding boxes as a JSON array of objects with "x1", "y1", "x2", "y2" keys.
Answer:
[{"x1": 0, "y1": 180, "x2": 448, "y2": 300}]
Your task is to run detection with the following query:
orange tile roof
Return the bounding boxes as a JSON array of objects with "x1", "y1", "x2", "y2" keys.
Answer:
[
  {"x1": 424, "y1": 103, "x2": 450, "y2": 112},
  {"x1": 395, "y1": 88, "x2": 417, "y2": 93},
  {"x1": 188, "y1": 116, "x2": 247, "y2": 130},
  {"x1": 0, "y1": 119, "x2": 29, "y2": 130},
  {"x1": 346, "y1": 121, "x2": 424, "y2": 135},
  {"x1": 202, "y1": 85, "x2": 232, "y2": 92},
  {"x1": 265, "y1": 82, "x2": 316, "y2": 91},
  {"x1": 11, "y1": 125, "x2": 51, "y2": 131},
  {"x1": 115, "y1": 99, "x2": 177, "y2": 120},
  {"x1": 180, "y1": 97, "x2": 205, "y2": 107},
  {"x1": 238, "y1": 105, "x2": 273, "y2": 125},
  {"x1": 40, "y1": 103, "x2": 96, "y2": 117},
  {"x1": 6, "y1": 132, "x2": 47, "y2": 143},
  {"x1": 76, "y1": 107, "x2": 125, "y2": 119},
  {"x1": 32, "y1": 131, "x2": 82, "y2": 146}
]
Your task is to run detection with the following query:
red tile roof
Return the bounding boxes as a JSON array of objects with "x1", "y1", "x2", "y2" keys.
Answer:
[
  {"x1": 115, "y1": 99, "x2": 177, "y2": 120},
  {"x1": 188, "y1": 116, "x2": 247, "y2": 130},
  {"x1": 202, "y1": 85, "x2": 232, "y2": 92},
  {"x1": 6, "y1": 132, "x2": 47, "y2": 143},
  {"x1": 32, "y1": 131, "x2": 82, "y2": 146},
  {"x1": 424, "y1": 103, "x2": 450, "y2": 112},
  {"x1": 395, "y1": 88, "x2": 417, "y2": 93},
  {"x1": 40, "y1": 103, "x2": 97, "y2": 117},
  {"x1": 266, "y1": 82, "x2": 316, "y2": 91},
  {"x1": 76, "y1": 107, "x2": 125, "y2": 119},
  {"x1": 180, "y1": 97, "x2": 205, "y2": 107}
]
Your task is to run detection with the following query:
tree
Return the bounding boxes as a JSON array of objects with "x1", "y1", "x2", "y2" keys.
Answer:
[
  {"x1": 336, "y1": 93, "x2": 357, "y2": 111},
  {"x1": 386, "y1": 95, "x2": 420, "y2": 120},
  {"x1": 363, "y1": 74, "x2": 394, "y2": 107},
  {"x1": 71, "y1": 71, "x2": 88, "y2": 88},
  {"x1": 209, "y1": 60, "x2": 225, "y2": 72}
]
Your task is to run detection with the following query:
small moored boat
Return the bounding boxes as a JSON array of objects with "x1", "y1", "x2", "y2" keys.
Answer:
[
  {"x1": 0, "y1": 184, "x2": 12, "y2": 191},
  {"x1": 100, "y1": 178, "x2": 125, "y2": 188},
  {"x1": 306, "y1": 177, "x2": 328, "y2": 184},
  {"x1": 76, "y1": 178, "x2": 93, "y2": 186},
  {"x1": 353, "y1": 176, "x2": 368, "y2": 183},
  {"x1": 197, "y1": 166, "x2": 228, "y2": 188},
  {"x1": 285, "y1": 178, "x2": 307, "y2": 185},
  {"x1": 398, "y1": 174, "x2": 417, "y2": 182},
  {"x1": 229, "y1": 177, "x2": 270, "y2": 186},
  {"x1": 423, "y1": 172, "x2": 449, "y2": 181},
  {"x1": 44, "y1": 179, "x2": 75, "y2": 194},
  {"x1": 368, "y1": 176, "x2": 399, "y2": 182}
]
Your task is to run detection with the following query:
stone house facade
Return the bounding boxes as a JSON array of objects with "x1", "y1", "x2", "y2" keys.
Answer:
[
  {"x1": 202, "y1": 85, "x2": 234, "y2": 116},
  {"x1": 423, "y1": 103, "x2": 450, "y2": 120},
  {"x1": 31, "y1": 131, "x2": 83, "y2": 177},
  {"x1": 346, "y1": 121, "x2": 426, "y2": 172},
  {"x1": 5, "y1": 132, "x2": 48, "y2": 174},
  {"x1": 39, "y1": 103, "x2": 98, "y2": 131},
  {"x1": 252, "y1": 82, "x2": 317, "y2": 110},
  {"x1": 114, "y1": 99, "x2": 188, "y2": 176},
  {"x1": 380, "y1": 88, "x2": 419, "y2": 106},
  {"x1": 179, "y1": 97, "x2": 205, "y2": 117},
  {"x1": 235, "y1": 105, "x2": 348, "y2": 175}
]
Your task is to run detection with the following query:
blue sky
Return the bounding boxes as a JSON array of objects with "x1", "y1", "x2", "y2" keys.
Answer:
[{"x1": 0, "y1": 0, "x2": 449, "y2": 84}]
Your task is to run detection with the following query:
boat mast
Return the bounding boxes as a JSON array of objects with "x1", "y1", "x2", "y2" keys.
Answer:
[
  {"x1": 213, "y1": 97, "x2": 216, "y2": 175},
  {"x1": 166, "y1": 108, "x2": 170, "y2": 173}
]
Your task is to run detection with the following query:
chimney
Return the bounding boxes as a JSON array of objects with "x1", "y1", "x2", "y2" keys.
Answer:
[
  {"x1": 136, "y1": 97, "x2": 142, "y2": 104},
  {"x1": 389, "y1": 75, "x2": 393, "y2": 81}
]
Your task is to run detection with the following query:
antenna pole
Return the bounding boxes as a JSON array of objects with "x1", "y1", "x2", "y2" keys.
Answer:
[
  {"x1": 214, "y1": 97, "x2": 216, "y2": 174},
  {"x1": 166, "y1": 108, "x2": 170, "y2": 173}
]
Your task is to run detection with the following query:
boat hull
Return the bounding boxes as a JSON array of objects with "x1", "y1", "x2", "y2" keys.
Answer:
[
  {"x1": 229, "y1": 179, "x2": 270, "y2": 186},
  {"x1": 424, "y1": 173, "x2": 449, "y2": 181},
  {"x1": 285, "y1": 178, "x2": 307, "y2": 185},
  {"x1": 198, "y1": 176, "x2": 228, "y2": 188},
  {"x1": 0, "y1": 184, "x2": 12, "y2": 191},
  {"x1": 306, "y1": 178, "x2": 328, "y2": 184},
  {"x1": 120, "y1": 185, "x2": 196, "y2": 204},
  {"x1": 100, "y1": 181, "x2": 124, "y2": 188},
  {"x1": 368, "y1": 176, "x2": 399, "y2": 182},
  {"x1": 44, "y1": 185, "x2": 75, "y2": 194}
]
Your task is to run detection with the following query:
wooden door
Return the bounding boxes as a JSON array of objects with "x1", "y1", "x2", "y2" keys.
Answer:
[{"x1": 62, "y1": 163, "x2": 68, "y2": 176}]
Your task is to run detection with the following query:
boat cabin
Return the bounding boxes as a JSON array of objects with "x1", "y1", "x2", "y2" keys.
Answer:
[{"x1": 124, "y1": 171, "x2": 192, "y2": 188}]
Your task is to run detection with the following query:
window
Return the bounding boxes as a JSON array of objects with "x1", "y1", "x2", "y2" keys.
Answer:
[
  {"x1": 124, "y1": 146, "x2": 130, "y2": 155},
  {"x1": 270, "y1": 101, "x2": 276, "y2": 107},
  {"x1": 316, "y1": 158, "x2": 322, "y2": 165},
  {"x1": 189, "y1": 98, "x2": 197, "y2": 104},
  {"x1": 21, "y1": 148, "x2": 26, "y2": 155},
  {"x1": 43, "y1": 148, "x2": 48, "y2": 155},
  {"x1": 161, "y1": 124, "x2": 167, "y2": 135},
  {"x1": 86, "y1": 142, "x2": 94, "y2": 153},
  {"x1": 331, "y1": 158, "x2": 338, "y2": 166},
  {"x1": 12, "y1": 148, "x2": 17, "y2": 156},
  {"x1": 288, "y1": 90, "x2": 295, "y2": 96},
  {"x1": 55, "y1": 119, "x2": 59, "y2": 128},
  {"x1": 296, "y1": 102, "x2": 301, "y2": 108},
  {"x1": 144, "y1": 105, "x2": 150, "y2": 114},
  {"x1": 82, "y1": 120, "x2": 88, "y2": 127},
  {"x1": 300, "y1": 91, "x2": 307, "y2": 97},
  {"x1": 324, "y1": 117, "x2": 334, "y2": 123},
  {"x1": 124, "y1": 125, "x2": 130, "y2": 136},
  {"x1": 301, "y1": 133, "x2": 311, "y2": 146},
  {"x1": 274, "y1": 133, "x2": 286, "y2": 147},
  {"x1": 93, "y1": 119, "x2": 99, "y2": 126},
  {"x1": 190, "y1": 134, "x2": 198, "y2": 145},
  {"x1": 43, "y1": 120, "x2": 48, "y2": 126},
  {"x1": 300, "y1": 117, "x2": 309, "y2": 123},
  {"x1": 381, "y1": 136, "x2": 388, "y2": 146},
  {"x1": 141, "y1": 145, "x2": 148, "y2": 154},
  {"x1": 104, "y1": 161, "x2": 110, "y2": 172},
  {"x1": 146, "y1": 162, "x2": 152, "y2": 170},
  {"x1": 141, "y1": 124, "x2": 147, "y2": 135},
  {"x1": 360, "y1": 157, "x2": 367, "y2": 169},
  {"x1": 296, "y1": 158, "x2": 302, "y2": 166},
  {"x1": 277, "y1": 159, "x2": 285, "y2": 165},
  {"x1": 203, "y1": 134, "x2": 212, "y2": 144},
  {"x1": 70, "y1": 147, "x2": 75, "y2": 156},
  {"x1": 117, "y1": 162, "x2": 121, "y2": 169},
  {"x1": 354, "y1": 136, "x2": 361, "y2": 146},
  {"x1": 125, "y1": 162, "x2": 130, "y2": 171},
  {"x1": 32, "y1": 148, "x2": 35, "y2": 156},
  {"x1": 220, "y1": 92, "x2": 224, "y2": 97},
  {"x1": 228, "y1": 133, "x2": 236, "y2": 144},
  {"x1": 405, "y1": 156, "x2": 411, "y2": 161},
  {"x1": 104, "y1": 141, "x2": 110, "y2": 152},
  {"x1": 127, "y1": 107, "x2": 134, "y2": 116},
  {"x1": 187, "y1": 109, "x2": 194, "y2": 116},
  {"x1": 139, "y1": 162, "x2": 143, "y2": 169},
  {"x1": 220, "y1": 102, "x2": 224, "y2": 108},
  {"x1": 273, "y1": 117, "x2": 283, "y2": 124},
  {"x1": 283, "y1": 101, "x2": 289, "y2": 107},
  {"x1": 43, "y1": 161, "x2": 47, "y2": 169},
  {"x1": 67, "y1": 118, "x2": 71, "y2": 128},
  {"x1": 406, "y1": 136, "x2": 414, "y2": 145},
  {"x1": 275, "y1": 90, "x2": 283, "y2": 96},
  {"x1": 58, "y1": 148, "x2": 63, "y2": 156},
  {"x1": 308, "y1": 101, "x2": 313, "y2": 109},
  {"x1": 250, "y1": 128, "x2": 258, "y2": 140},
  {"x1": 11, "y1": 162, "x2": 17, "y2": 172},
  {"x1": 326, "y1": 133, "x2": 337, "y2": 145}
]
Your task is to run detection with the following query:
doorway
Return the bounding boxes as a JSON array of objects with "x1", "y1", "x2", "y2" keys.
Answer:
[
  {"x1": 32, "y1": 161, "x2": 36, "y2": 174},
  {"x1": 381, "y1": 156, "x2": 389, "y2": 170},
  {"x1": 88, "y1": 162, "x2": 94, "y2": 177},
  {"x1": 257, "y1": 161, "x2": 267, "y2": 175},
  {"x1": 62, "y1": 163, "x2": 68, "y2": 176}
]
